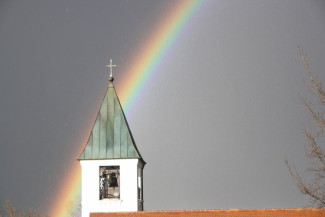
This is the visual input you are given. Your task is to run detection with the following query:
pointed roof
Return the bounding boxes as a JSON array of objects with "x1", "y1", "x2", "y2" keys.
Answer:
[{"x1": 79, "y1": 77, "x2": 144, "y2": 162}]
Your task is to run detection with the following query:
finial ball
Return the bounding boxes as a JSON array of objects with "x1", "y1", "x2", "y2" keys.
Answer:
[{"x1": 109, "y1": 76, "x2": 114, "y2": 82}]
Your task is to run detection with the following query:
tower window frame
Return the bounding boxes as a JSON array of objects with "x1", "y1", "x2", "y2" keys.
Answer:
[{"x1": 99, "y1": 166, "x2": 120, "y2": 200}]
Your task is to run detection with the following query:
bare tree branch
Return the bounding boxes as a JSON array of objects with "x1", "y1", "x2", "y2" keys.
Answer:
[
  {"x1": 286, "y1": 46, "x2": 325, "y2": 208},
  {"x1": 0, "y1": 200, "x2": 45, "y2": 217}
]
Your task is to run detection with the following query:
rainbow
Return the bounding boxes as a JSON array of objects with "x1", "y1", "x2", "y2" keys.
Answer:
[
  {"x1": 118, "y1": 0, "x2": 205, "y2": 114},
  {"x1": 49, "y1": 0, "x2": 204, "y2": 216}
]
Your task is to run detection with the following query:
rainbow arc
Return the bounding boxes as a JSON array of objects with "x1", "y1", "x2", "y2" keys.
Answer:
[{"x1": 50, "y1": 1, "x2": 204, "y2": 216}]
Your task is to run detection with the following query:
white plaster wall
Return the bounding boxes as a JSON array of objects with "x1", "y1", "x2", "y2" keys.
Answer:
[{"x1": 80, "y1": 159, "x2": 140, "y2": 217}]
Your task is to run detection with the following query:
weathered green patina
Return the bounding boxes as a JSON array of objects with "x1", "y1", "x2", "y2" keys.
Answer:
[{"x1": 79, "y1": 78, "x2": 144, "y2": 161}]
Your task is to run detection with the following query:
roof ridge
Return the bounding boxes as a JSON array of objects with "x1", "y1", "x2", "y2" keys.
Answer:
[{"x1": 90, "y1": 208, "x2": 325, "y2": 217}]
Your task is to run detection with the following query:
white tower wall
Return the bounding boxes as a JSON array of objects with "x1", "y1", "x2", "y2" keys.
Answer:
[{"x1": 80, "y1": 159, "x2": 143, "y2": 217}]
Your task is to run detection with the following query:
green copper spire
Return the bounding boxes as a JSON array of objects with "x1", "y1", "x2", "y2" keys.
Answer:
[{"x1": 78, "y1": 76, "x2": 143, "y2": 161}]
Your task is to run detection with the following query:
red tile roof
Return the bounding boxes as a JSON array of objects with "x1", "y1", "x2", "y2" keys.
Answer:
[{"x1": 90, "y1": 209, "x2": 325, "y2": 217}]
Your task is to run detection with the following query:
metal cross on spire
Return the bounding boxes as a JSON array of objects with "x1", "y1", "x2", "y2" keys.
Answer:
[{"x1": 105, "y1": 59, "x2": 117, "y2": 78}]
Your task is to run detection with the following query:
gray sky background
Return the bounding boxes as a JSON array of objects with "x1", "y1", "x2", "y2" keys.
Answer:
[{"x1": 1, "y1": 0, "x2": 325, "y2": 215}]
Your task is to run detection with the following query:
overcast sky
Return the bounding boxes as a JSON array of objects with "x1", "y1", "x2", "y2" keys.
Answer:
[{"x1": 1, "y1": 0, "x2": 325, "y2": 215}]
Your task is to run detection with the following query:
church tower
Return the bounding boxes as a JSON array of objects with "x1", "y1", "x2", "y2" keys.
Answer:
[{"x1": 78, "y1": 60, "x2": 145, "y2": 217}]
